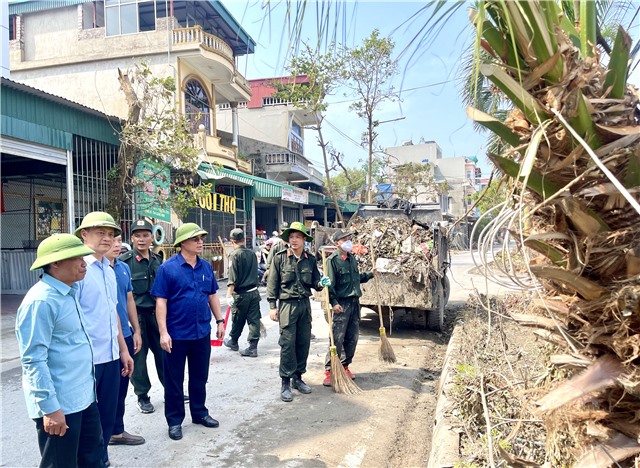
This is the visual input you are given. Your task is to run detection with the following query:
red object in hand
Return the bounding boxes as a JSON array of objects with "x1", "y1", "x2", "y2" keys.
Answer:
[{"x1": 211, "y1": 305, "x2": 231, "y2": 347}]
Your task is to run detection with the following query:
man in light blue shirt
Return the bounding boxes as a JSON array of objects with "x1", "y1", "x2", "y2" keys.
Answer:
[
  {"x1": 16, "y1": 233, "x2": 104, "y2": 467},
  {"x1": 76, "y1": 212, "x2": 134, "y2": 466}
]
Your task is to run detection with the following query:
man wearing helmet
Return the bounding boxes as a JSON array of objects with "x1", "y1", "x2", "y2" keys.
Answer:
[{"x1": 16, "y1": 234, "x2": 103, "y2": 467}]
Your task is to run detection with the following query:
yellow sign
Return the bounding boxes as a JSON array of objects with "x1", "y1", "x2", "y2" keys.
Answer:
[{"x1": 198, "y1": 193, "x2": 236, "y2": 214}]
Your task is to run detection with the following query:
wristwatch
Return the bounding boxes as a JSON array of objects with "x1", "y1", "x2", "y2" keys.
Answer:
[{"x1": 215, "y1": 319, "x2": 225, "y2": 324}]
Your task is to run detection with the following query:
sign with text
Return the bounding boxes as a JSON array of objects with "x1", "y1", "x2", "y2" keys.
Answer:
[
  {"x1": 303, "y1": 209, "x2": 315, "y2": 217},
  {"x1": 282, "y1": 187, "x2": 308, "y2": 204},
  {"x1": 198, "y1": 192, "x2": 236, "y2": 214},
  {"x1": 136, "y1": 159, "x2": 171, "y2": 222}
]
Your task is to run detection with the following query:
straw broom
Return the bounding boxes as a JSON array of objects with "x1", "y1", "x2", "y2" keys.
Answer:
[
  {"x1": 369, "y1": 240, "x2": 396, "y2": 363},
  {"x1": 321, "y1": 248, "x2": 362, "y2": 395}
]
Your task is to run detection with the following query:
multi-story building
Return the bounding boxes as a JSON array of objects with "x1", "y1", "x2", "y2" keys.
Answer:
[
  {"x1": 385, "y1": 140, "x2": 481, "y2": 220},
  {"x1": 217, "y1": 76, "x2": 331, "y2": 229}
]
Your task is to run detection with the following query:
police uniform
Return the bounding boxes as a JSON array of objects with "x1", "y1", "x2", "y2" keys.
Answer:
[
  {"x1": 324, "y1": 246, "x2": 373, "y2": 373},
  {"x1": 226, "y1": 231, "x2": 261, "y2": 355},
  {"x1": 119, "y1": 222, "x2": 164, "y2": 406}
]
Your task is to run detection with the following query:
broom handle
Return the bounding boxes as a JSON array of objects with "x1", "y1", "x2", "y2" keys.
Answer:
[
  {"x1": 321, "y1": 249, "x2": 336, "y2": 346},
  {"x1": 369, "y1": 239, "x2": 385, "y2": 329}
]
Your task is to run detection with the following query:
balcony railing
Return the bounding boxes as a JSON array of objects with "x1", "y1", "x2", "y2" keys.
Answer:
[
  {"x1": 173, "y1": 26, "x2": 234, "y2": 64},
  {"x1": 265, "y1": 153, "x2": 296, "y2": 165}
]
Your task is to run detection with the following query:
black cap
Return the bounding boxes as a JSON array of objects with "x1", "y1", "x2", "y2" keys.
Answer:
[
  {"x1": 331, "y1": 229, "x2": 352, "y2": 243},
  {"x1": 230, "y1": 228, "x2": 244, "y2": 241},
  {"x1": 131, "y1": 219, "x2": 153, "y2": 233}
]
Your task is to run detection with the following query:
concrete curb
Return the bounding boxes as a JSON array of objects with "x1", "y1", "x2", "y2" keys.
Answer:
[{"x1": 427, "y1": 323, "x2": 463, "y2": 468}]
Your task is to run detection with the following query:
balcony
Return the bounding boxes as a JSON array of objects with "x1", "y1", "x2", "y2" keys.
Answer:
[
  {"x1": 194, "y1": 127, "x2": 236, "y2": 170},
  {"x1": 173, "y1": 26, "x2": 251, "y2": 102},
  {"x1": 264, "y1": 152, "x2": 323, "y2": 187}
]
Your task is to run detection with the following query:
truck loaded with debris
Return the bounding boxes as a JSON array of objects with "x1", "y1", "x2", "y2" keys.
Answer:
[{"x1": 310, "y1": 204, "x2": 450, "y2": 331}]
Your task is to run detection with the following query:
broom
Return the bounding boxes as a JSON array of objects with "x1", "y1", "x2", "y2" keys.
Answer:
[
  {"x1": 321, "y1": 248, "x2": 362, "y2": 395},
  {"x1": 369, "y1": 239, "x2": 396, "y2": 363}
]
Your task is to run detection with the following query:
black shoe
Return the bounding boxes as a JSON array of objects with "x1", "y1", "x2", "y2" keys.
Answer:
[
  {"x1": 183, "y1": 394, "x2": 189, "y2": 403},
  {"x1": 137, "y1": 396, "x2": 154, "y2": 414},
  {"x1": 280, "y1": 378, "x2": 293, "y2": 402},
  {"x1": 168, "y1": 425, "x2": 182, "y2": 440},
  {"x1": 291, "y1": 376, "x2": 312, "y2": 394},
  {"x1": 193, "y1": 415, "x2": 219, "y2": 428},
  {"x1": 223, "y1": 338, "x2": 239, "y2": 351}
]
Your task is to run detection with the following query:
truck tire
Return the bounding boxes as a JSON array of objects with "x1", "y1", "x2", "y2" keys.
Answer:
[
  {"x1": 427, "y1": 280, "x2": 445, "y2": 332},
  {"x1": 442, "y1": 275, "x2": 450, "y2": 306}
]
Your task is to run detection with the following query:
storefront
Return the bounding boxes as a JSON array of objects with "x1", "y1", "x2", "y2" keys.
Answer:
[{"x1": 1, "y1": 78, "x2": 122, "y2": 293}]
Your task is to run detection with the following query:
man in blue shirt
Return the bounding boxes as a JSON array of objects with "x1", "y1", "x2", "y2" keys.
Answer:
[
  {"x1": 152, "y1": 223, "x2": 225, "y2": 441},
  {"x1": 76, "y1": 212, "x2": 134, "y2": 465},
  {"x1": 16, "y1": 233, "x2": 104, "y2": 467},
  {"x1": 106, "y1": 235, "x2": 145, "y2": 446}
]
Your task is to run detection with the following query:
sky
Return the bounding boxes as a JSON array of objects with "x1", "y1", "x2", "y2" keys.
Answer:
[
  {"x1": 224, "y1": 1, "x2": 640, "y2": 180},
  {"x1": 224, "y1": 1, "x2": 493, "y2": 176}
]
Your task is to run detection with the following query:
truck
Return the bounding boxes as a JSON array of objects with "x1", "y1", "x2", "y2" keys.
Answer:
[{"x1": 310, "y1": 202, "x2": 450, "y2": 332}]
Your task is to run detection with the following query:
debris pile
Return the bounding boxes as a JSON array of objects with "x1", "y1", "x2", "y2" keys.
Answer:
[{"x1": 348, "y1": 216, "x2": 436, "y2": 284}]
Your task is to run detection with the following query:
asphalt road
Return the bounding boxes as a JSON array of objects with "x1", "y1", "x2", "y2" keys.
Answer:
[{"x1": 1, "y1": 249, "x2": 511, "y2": 467}]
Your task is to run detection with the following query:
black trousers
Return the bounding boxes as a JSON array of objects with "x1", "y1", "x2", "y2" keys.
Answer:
[
  {"x1": 163, "y1": 336, "x2": 211, "y2": 427},
  {"x1": 34, "y1": 401, "x2": 104, "y2": 468},
  {"x1": 324, "y1": 297, "x2": 361, "y2": 370},
  {"x1": 131, "y1": 307, "x2": 165, "y2": 398},
  {"x1": 113, "y1": 334, "x2": 134, "y2": 435},
  {"x1": 95, "y1": 359, "x2": 120, "y2": 464}
]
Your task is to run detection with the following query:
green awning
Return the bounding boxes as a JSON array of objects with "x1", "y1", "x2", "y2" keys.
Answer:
[
  {"x1": 198, "y1": 164, "x2": 253, "y2": 187},
  {"x1": 307, "y1": 191, "x2": 325, "y2": 206}
]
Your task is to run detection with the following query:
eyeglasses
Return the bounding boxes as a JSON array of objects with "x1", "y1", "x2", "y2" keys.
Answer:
[{"x1": 190, "y1": 236, "x2": 205, "y2": 243}]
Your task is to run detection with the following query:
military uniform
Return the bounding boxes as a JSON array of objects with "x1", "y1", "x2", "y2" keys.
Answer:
[
  {"x1": 227, "y1": 243, "x2": 261, "y2": 351},
  {"x1": 324, "y1": 249, "x2": 373, "y2": 372},
  {"x1": 119, "y1": 247, "x2": 164, "y2": 401},
  {"x1": 267, "y1": 248, "x2": 323, "y2": 379}
]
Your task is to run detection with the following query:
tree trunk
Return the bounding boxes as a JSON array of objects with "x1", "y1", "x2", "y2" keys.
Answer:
[{"x1": 316, "y1": 116, "x2": 344, "y2": 226}]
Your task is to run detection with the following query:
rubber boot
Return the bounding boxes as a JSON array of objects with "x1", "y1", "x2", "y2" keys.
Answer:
[
  {"x1": 280, "y1": 378, "x2": 293, "y2": 402},
  {"x1": 239, "y1": 339, "x2": 258, "y2": 358},
  {"x1": 223, "y1": 337, "x2": 239, "y2": 351}
]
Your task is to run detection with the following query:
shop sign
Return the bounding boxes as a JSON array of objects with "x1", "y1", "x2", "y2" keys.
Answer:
[
  {"x1": 303, "y1": 209, "x2": 315, "y2": 217},
  {"x1": 282, "y1": 187, "x2": 308, "y2": 204},
  {"x1": 198, "y1": 192, "x2": 236, "y2": 214},
  {"x1": 136, "y1": 159, "x2": 171, "y2": 222}
]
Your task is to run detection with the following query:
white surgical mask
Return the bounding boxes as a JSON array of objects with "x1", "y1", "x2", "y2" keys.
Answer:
[{"x1": 341, "y1": 240, "x2": 353, "y2": 252}]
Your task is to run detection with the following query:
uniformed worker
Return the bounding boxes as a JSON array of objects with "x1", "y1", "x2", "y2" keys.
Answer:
[
  {"x1": 223, "y1": 228, "x2": 262, "y2": 357},
  {"x1": 119, "y1": 219, "x2": 164, "y2": 414},
  {"x1": 267, "y1": 222, "x2": 331, "y2": 402},
  {"x1": 322, "y1": 229, "x2": 374, "y2": 386}
]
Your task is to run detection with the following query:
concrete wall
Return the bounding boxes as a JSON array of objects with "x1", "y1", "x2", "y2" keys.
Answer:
[
  {"x1": 386, "y1": 141, "x2": 442, "y2": 165},
  {"x1": 1, "y1": 2, "x2": 9, "y2": 78},
  {"x1": 218, "y1": 105, "x2": 293, "y2": 150}
]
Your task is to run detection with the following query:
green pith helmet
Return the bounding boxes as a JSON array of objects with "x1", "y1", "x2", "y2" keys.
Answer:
[
  {"x1": 31, "y1": 234, "x2": 96, "y2": 271},
  {"x1": 74, "y1": 211, "x2": 122, "y2": 237},
  {"x1": 174, "y1": 223, "x2": 208, "y2": 247},
  {"x1": 280, "y1": 221, "x2": 313, "y2": 242}
]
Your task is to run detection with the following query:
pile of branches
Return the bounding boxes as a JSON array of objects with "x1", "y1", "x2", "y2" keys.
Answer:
[
  {"x1": 467, "y1": 1, "x2": 640, "y2": 464},
  {"x1": 348, "y1": 216, "x2": 435, "y2": 283}
]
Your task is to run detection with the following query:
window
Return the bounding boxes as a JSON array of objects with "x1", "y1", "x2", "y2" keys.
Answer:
[
  {"x1": 184, "y1": 79, "x2": 211, "y2": 134},
  {"x1": 105, "y1": 0, "x2": 164, "y2": 36},
  {"x1": 82, "y1": 2, "x2": 105, "y2": 29},
  {"x1": 9, "y1": 15, "x2": 17, "y2": 40}
]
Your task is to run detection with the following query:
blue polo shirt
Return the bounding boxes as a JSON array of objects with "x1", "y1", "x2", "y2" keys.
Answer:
[
  {"x1": 111, "y1": 259, "x2": 133, "y2": 338},
  {"x1": 16, "y1": 274, "x2": 96, "y2": 418},
  {"x1": 151, "y1": 253, "x2": 219, "y2": 340}
]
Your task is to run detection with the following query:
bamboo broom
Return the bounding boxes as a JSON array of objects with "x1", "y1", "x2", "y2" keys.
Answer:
[
  {"x1": 321, "y1": 248, "x2": 362, "y2": 395},
  {"x1": 369, "y1": 239, "x2": 396, "y2": 363}
]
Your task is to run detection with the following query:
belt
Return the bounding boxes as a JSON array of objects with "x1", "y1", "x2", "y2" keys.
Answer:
[{"x1": 236, "y1": 287, "x2": 258, "y2": 294}]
